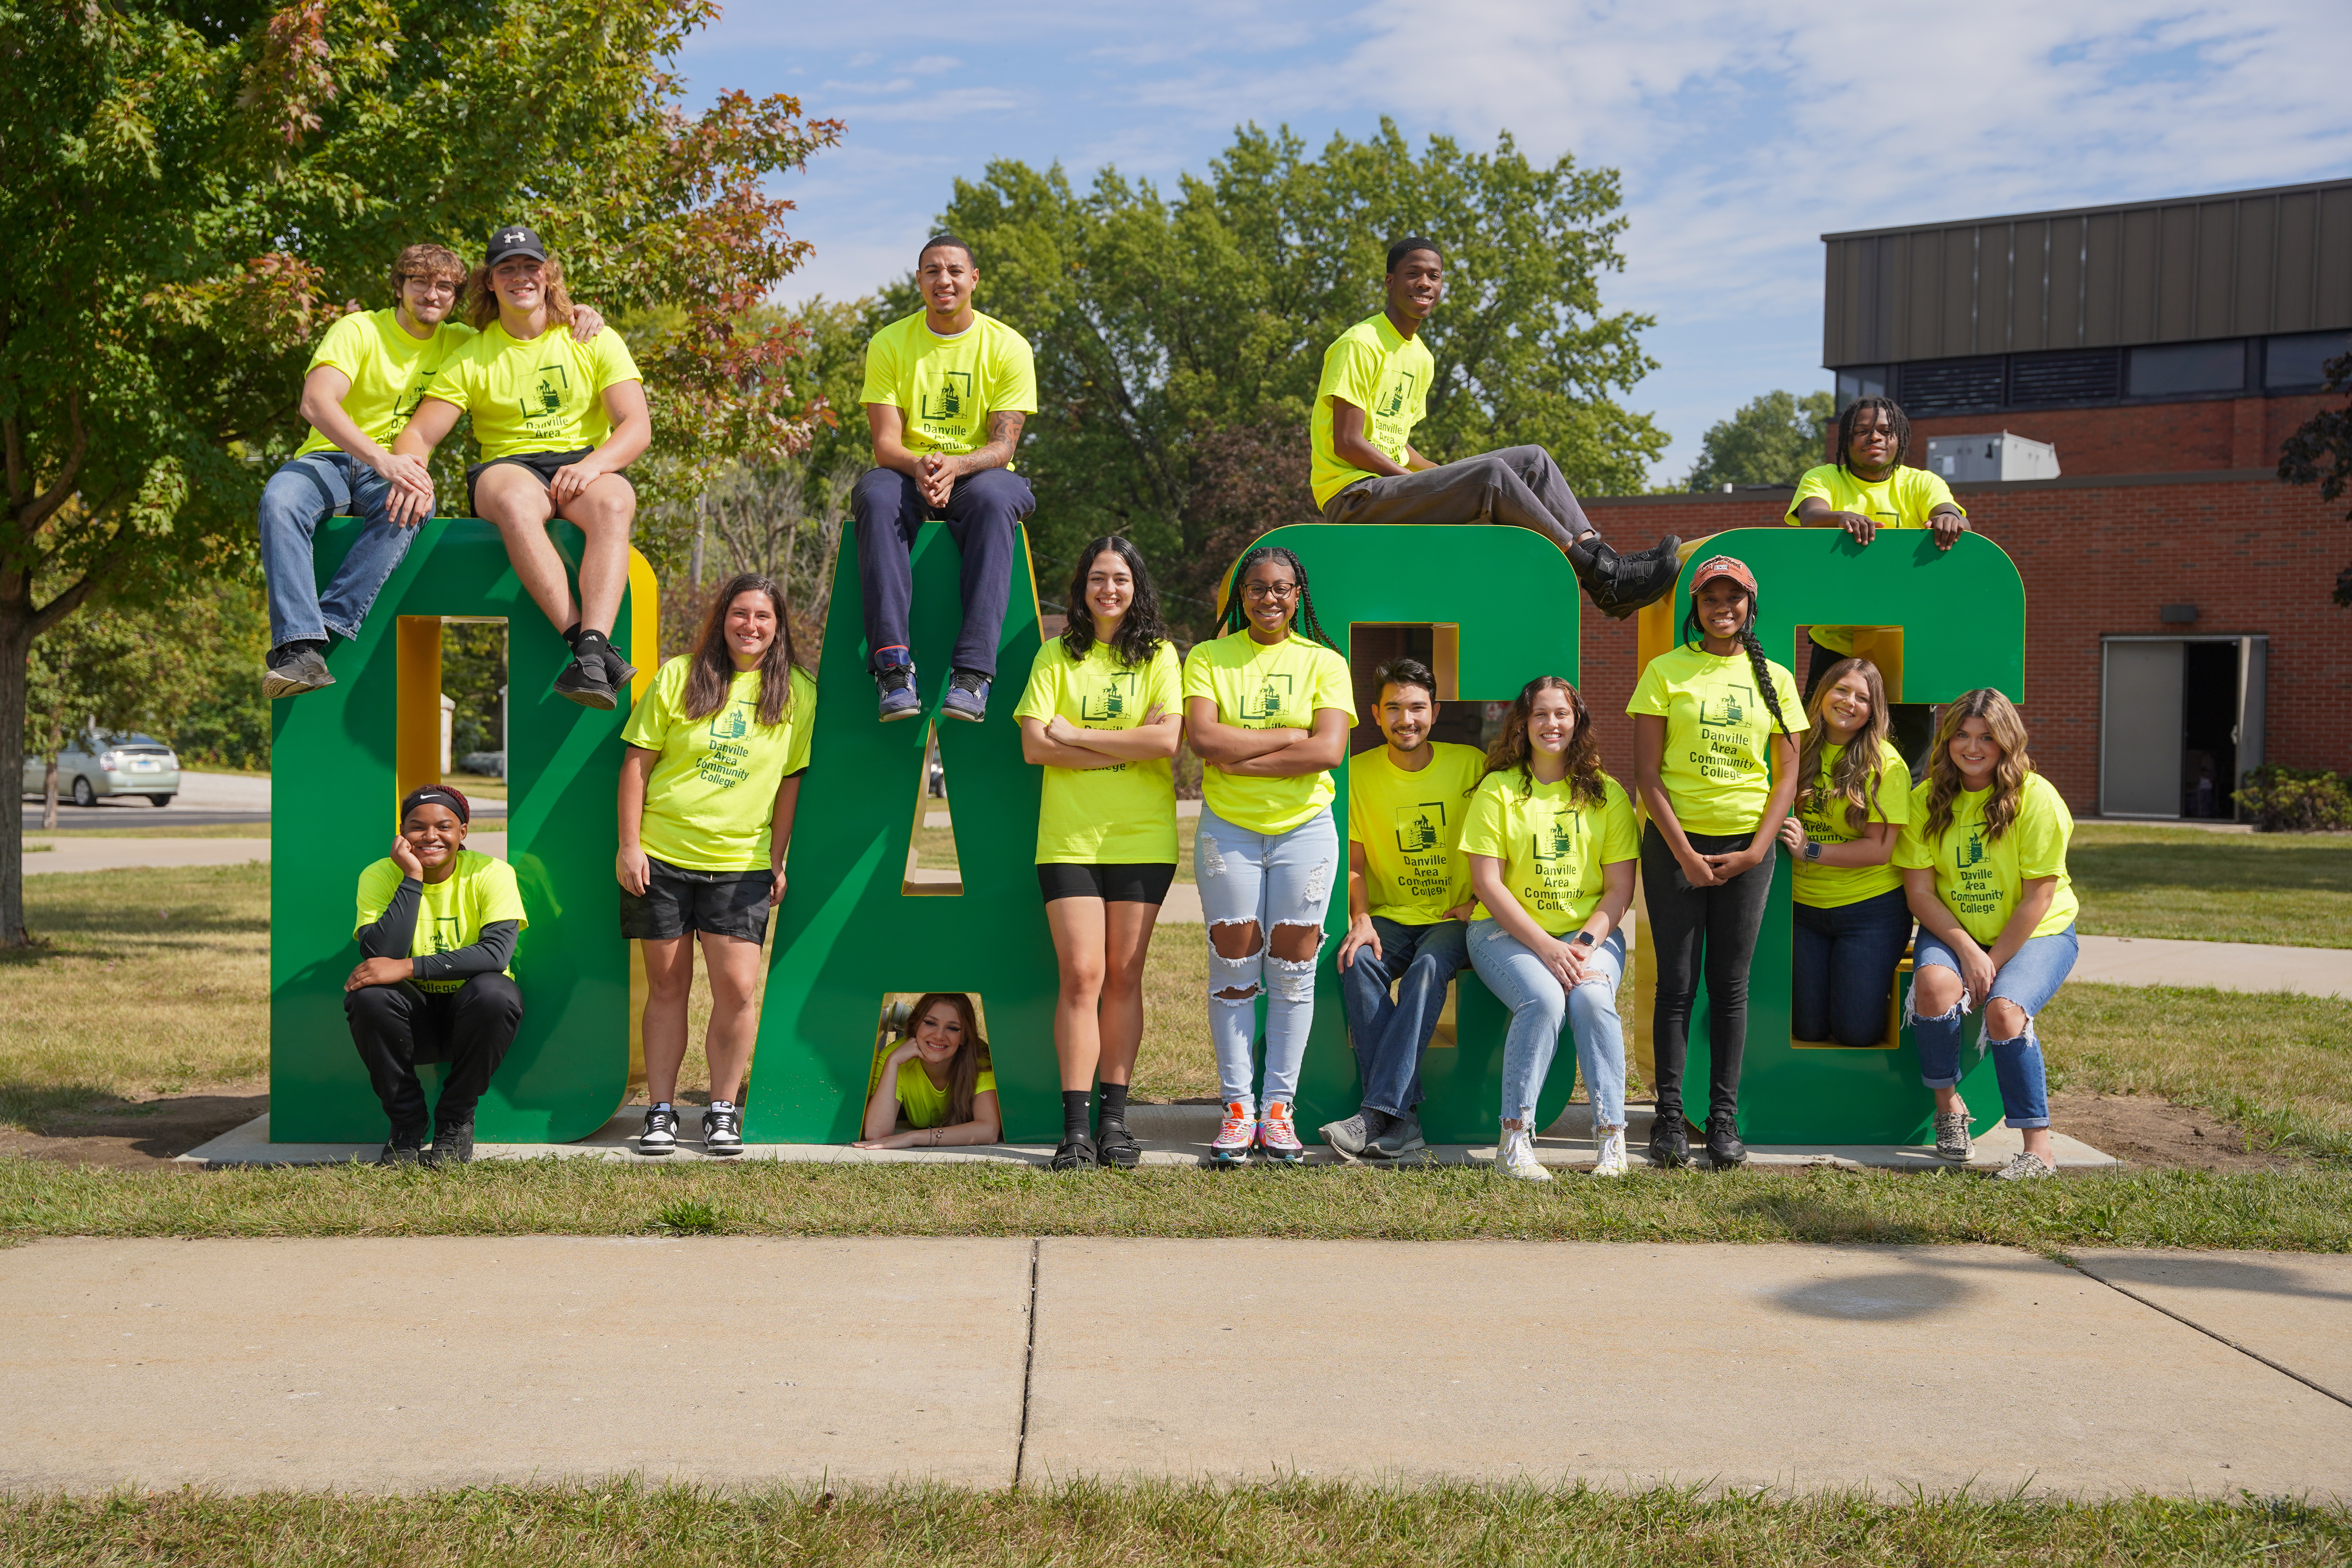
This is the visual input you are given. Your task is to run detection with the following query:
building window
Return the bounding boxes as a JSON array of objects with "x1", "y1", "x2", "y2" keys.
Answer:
[
  {"x1": 1835, "y1": 366, "x2": 1887, "y2": 411},
  {"x1": 1893, "y1": 357, "x2": 2005, "y2": 416},
  {"x1": 2127, "y1": 340, "x2": 2246, "y2": 397},
  {"x1": 2264, "y1": 331, "x2": 2352, "y2": 390},
  {"x1": 2007, "y1": 348, "x2": 2122, "y2": 406}
]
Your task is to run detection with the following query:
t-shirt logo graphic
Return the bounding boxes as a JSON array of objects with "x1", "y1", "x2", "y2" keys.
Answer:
[
  {"x1": 1394, "y1": 802, "x2": 1446, "y2": 853},
  {"x1": 708, "y1": 705, "x2": 749, "y2": 742},
  {"x1": 524, "y1": 363, "x2": 570, "y2": 418},
  {"x1": 1957, "y1": 825, "x2": 1988, "y2": 869},
  {"x1": 1240, "y1": 673, "x2": 1294, "y2": 723},
  {"x1": 1377, "y1": 372, "x2": 1417, "y2": 418},
  {"x1": 1080, "y1": 671, "x2": 1136, "y2": 723},
  {"x1": 427, "y1": 915, "x2": 461, "y2": 955},
  {"x1": 1531, "y1": 809, "x2": 1580, "y2": 864},
  {"x1": 1698, "y1": 685, "x2": 1750, "y2": 727},
  {"x1": 921, "y1": 371, "x2": 972, "y2": 422}
]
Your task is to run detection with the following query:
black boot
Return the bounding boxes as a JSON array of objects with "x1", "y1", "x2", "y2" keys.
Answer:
[
  {"x1": 1568, "y1": 535, "x2": 1679, "y2": 620},
  {"x1": 1706, "y1": 1111, "x2": 1747, "y2": 1169}
]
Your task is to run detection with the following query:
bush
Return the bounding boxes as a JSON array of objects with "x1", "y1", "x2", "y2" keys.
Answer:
[{"x1": 2234, "y1": 765, "x2": 2352, "y2": 832}]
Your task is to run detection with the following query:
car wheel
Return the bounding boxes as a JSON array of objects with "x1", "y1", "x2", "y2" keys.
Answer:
[
  {"x1": 71, "y1": 776, "x2": 96, "y2": 808},
  {"x1": 148, "y1": 794, "x2": 173, "y2": 808}
]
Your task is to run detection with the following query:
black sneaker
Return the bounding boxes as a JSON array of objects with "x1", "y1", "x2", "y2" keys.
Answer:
[
  {"x1": 1366, "y1": 1112, "x2": 1426, "y2": 1160},
  {"x1": 1648, "y1": 1113, "x2": 1690, "y2": 1170},
  {"x1": 426, "y1": 1121, "x2": 475, "y2": 1167},
  {"x1": 638, "y1": 1105, "x2": 679, "y2": 1156},
  {"x1": 1608, "y1": 537, "x2": 1685, "y2": 615},
  {"x1": 262, "y1": 642, "x2": 335, "y2": 699},
  {"x1": 1706, "y1": 1111, "x2": 1747, "y2": 1169},
  {"x1": 876, "y1": 662, "x2": 922, "y2": 722},
  {"x1": 1050, "y1": 1133, "x2": 1097, "y2": 1171},
  {"x1": 375, "y1": 1137, "x2": 423, "y2": 1167},
  {"x1": 595, "y1": 643, "x2": 639, "y2": 689},
  {"x1": 553, "y1": 651, "x2": 618, "y2": 710},
  {"x1": 702, "y1": 1105, "x2": 744, "y2": 1157},
  {"x1": 1095, "y1": 1122, "x2": 1142, "y2": 1170}
]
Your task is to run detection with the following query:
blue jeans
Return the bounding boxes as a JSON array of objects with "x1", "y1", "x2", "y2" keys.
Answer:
[
  {"x1": 853, "y1": 466, "x2": 1035, "y2": 679},
  {"x1": 1195, "y1": 804, "x2": 1339, "y2": 1110},
  {"x1": 1339, "y1": 915, "x2": 1468, "y2": 1117},
  {"x1": 1909, "y1": 924, "x2": 2078, "y2": 1129},
  {"x1": 258, "y1": 451, "x2": 416, "y2": 648},
  {"x1": 1467, "y1": 920, "x2": 1628, "y2": 1131},
  {"x1": 1791, "y1": 888, "x2": 1914, "y2": 1047}
]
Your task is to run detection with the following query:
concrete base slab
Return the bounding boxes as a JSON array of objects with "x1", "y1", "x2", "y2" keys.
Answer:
[
  {"x1": 0, "y1": 1237, "x2": 1031, "y2": 1492},
  {"x1": 2073, "y1": 934, "x2": 2352, "y2": 998},
  {"x1": 2070, "y1": 1250, "x2": 2352, "y2": 1403},
  {"x1": 1020, "y1": 1240, "x2": 2352, "y2": 1494}
]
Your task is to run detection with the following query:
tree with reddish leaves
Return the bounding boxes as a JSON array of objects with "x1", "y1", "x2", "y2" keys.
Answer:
[
  {"x1": 0, "y1": 1, "x2": 838, "y2": 946},
  {"x1": 2275, "y1": 351, "x2": 2352, "y2": 608}
]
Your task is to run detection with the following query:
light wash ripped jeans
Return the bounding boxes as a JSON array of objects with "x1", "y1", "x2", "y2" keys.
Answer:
[
  {"x1": 1466, "y1": 921, "x2": 1627, "y2": 1132},
  {"x1": 1194, "y1": 803, "x2": 1338, "y2": 1112}
]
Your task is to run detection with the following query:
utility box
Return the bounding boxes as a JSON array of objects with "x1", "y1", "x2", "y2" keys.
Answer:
[{"x1": 1922, "y1": 431, "x2": 2060, "y2": 482}]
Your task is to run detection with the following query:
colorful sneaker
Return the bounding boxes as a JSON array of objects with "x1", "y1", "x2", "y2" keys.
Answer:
[
  {"x1": 1933, "y1": 1110, "x2": 1973, "y2": 1161},
  {"x1": 941, "y1": 668, "x2": 990, "y2": 723},
  {"x1": 876, "y1": 662, "x2": 922, "y2": 722},
  {"x1": 1209, "y1": 1101, "x2": 1256, "y2": 1167},
  {"x1": 1992, "y1": 1150, "x2": 2055, "y2": 1181},
  {"x1": 1591, "y1": 1126, "x2": 1629, "y2": 1178},
  {"x1": 1258, "y1": 1102, "x2": 1305, "y2": 1165},
  {"x1": 702, "y1": 1104, "x2": 744, "y2": 1157},
  {"x1": 1496, "y1": 1127, "x2": 1551, "y2": 1181},
  {"x1": 638, "y1": 1104, "x2": 679, "y2": 1156}
]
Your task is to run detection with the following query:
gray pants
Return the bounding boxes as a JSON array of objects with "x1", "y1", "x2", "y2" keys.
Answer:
[{"x1": 1318, "y1": 445, "x2": 1595, "y2": 552}]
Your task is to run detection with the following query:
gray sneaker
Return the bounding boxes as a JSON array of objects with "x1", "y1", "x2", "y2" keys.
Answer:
[
  {"x1": 1319, "y1": 1113, "x2": 1373, "y2": 1158},
  {"x1": 262, "y1": 644, "x2": 334, "y2": 699},
  {"x1": 1992, "y1": 1150, "x2": 2054, "y2": 1181},
  {"x1": 1933, "y1": 1110, "x2": 1973, "y2": 1161},
  {"x1": 1366, "y1": 1112, "x2": 1425, "y2": 1160}
]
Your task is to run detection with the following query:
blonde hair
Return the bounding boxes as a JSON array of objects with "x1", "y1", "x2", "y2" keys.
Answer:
[
  {"x1": 1796, "y1": 657, "x2": 1893, "y2": 834},
  {"x1": 388, "y1": 243, "x2": 466, "y2": 305},
  {"x1": 1922, "y1": 689, "x2": 2034, "y2": 844},
  {"x1": 467, "y1": 253, "x2": 575, "y2": 331}
]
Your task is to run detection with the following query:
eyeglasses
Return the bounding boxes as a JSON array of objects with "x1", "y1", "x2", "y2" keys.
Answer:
[
  {"x1": 1241, "y1": 581, "x2": 1299, "y2": 601},
  {"x1": 402, "y1": 276, "x2": 459, "y2": 296}
]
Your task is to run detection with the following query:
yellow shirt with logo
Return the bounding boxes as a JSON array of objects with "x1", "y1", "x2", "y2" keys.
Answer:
[
  {"x1": 1311, "y1": 313, "x2": 1437, "y2": 508},
  {"x1": 858, "y1": 310, "x2": 1039, "y2": 461},
  {"x1": 295, "y1": 308, "x2": 477, "y2": 459},
  {"x1": 1894, "y1": 772, "x2": 2078, "y2": 946},
  {"x1": 1459, "y1": 771, "x2": 1641, "y2": 936},
  {"x1": 620, "y1": 657, "x2": 818, "y2": 873},
  {"x1": 1791, "y1": 739, "x2": 1912, "y2": 908},
  {"x1": 427, "y1": 320, "x2": 644, "y2": 461},
  {"x1": 352, "y1": 849, "x2": 527, "y2": 995},
  {"x1": 1346, "y1": 742, "x2": 1485, "y2": 925},
  {"x1": 1626, "y1": 644, "x2": 1808, "y2": 837},
  {"x1": 1786, "y1": 463, "x2": 1965, "y2": 653},
  {"x1": 1012, "y1": 639, "x2": 1181, "y2": 864},
  {"x1": 895, "y1": 1057, "x2": 998, "y2": 1131},
  {"x1": 1181, "y1": 630, "x2": 1358, "y2": 836}
]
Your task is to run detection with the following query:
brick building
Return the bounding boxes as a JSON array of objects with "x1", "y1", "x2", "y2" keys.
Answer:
[{"x1": 1582, "y1": 179, "x2": 2352, "y2": 819}]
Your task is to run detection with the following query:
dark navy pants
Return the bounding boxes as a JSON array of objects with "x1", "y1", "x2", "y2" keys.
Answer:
[
  {"x1": 853, "y1": 466, "x2": 1035, "y2": 679},
  {"x1": 1791, "y1": 887, "x2": 1913, "y2": 1047}
]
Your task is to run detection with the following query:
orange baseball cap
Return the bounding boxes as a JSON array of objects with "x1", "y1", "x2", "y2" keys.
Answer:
[{"x1": 1688, "y1": 554, "x2": 1758, "y2": 596}]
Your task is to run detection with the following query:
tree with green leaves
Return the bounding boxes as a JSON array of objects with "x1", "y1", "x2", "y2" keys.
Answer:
[
  {"x1": 0, "y1": 0, "x2": 837, "y2": 945},
  {"x1": 2275, "y1": 351, "x2": 2352, "y2": 606},
  {"x1": 1684, "y1": 390, "x2": 1836, "y2": 492}
]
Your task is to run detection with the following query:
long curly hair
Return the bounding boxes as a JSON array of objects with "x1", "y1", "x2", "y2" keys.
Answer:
[
  {"x1": 681, "y1": 572, "x2": 802, "y2": 728},
  {"x1": 1217, "y1": 544, "x2": 1340, "y2": 650},
  {"x1": 898, "y1": 992, "x2": 990, "y2": 1129},
  {"x1": 1678, "y1": 574, "x2": 1790, "y2": 740},
  {"x1": 1796, "y1": 656, "x2": 1893, "y2": 834},
  {"x1": 1922, "y1": 689, "x2": 2034, "y2": 845},
  {"x1": 1481, "y1": 676, "x2": 1609, "y2": 808},
  {"x1": 1836, "y1": 394, "x2": 1911, "y2": 476},
  {"x1": 1060, "y1": 535, "x2": 1167, "y2": 668}
]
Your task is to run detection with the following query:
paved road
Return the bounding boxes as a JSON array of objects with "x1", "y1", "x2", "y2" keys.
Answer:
[
  {"x1": 20, "y1": 769, "x2": 502, "y2": 834},
  {"x1": 2, "y1": 1237, "x2": 2344, "y2": 1495}
]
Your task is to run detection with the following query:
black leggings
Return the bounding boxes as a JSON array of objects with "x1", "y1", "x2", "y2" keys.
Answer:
[
  {"x1": 345, "y1": 974, "x2": 523, "y2": 1139},
  {"x1": 1642, "y1": 823, "x2": 1775, "y2": 1122}
]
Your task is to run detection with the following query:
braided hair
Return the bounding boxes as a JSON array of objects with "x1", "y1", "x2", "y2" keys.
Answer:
[
  {"x1": 1218, "y1": 544, "x2": 1340, "y2": 651},
  {"x1": 1835, "y1": 394, "x2": 1911, "y2": 477},
  {"x1": 1679, "y1": 592, "x2": 1790, "y2": 741}
]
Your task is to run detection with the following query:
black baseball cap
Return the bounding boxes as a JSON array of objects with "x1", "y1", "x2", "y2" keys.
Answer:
[{"x1": 485, "y1": 224, "x2": 546, "y2": 266}]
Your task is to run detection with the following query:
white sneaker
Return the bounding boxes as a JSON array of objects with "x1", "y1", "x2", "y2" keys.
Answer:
[
  {"x1": 1496, "y1": 1127, "x2": 1552, "y2": 1181},
  {"x1": 1591, "y1": 1125, "x2": 1629, "y2": 1178}
]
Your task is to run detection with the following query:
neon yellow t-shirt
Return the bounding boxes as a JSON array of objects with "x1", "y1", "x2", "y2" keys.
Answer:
[
  {"x1": 620, "y1": 657, "x2": 817, "y2": 873},
  {"x1": 895, "y1": 1057, "x2": 998, "y2": 1131},
  {"x1": 1011, "y1": 638, "x2": 1181, "y2": 865},
  {"x1": 1459, "y1": 771, "x2": 1641, "y2": 936},
  {"x1": 352, "y1": 849, "x2": 528, "y2": 994},
  {"x1": 1626, "y1": 644, "x2": 1808, "y2": 836},
  {"x1": 294, "y1": 308, "x2": 477, "y2": 459},
  {"x1": 858, "y1": 310, "x2": 1038, "y2": 460},
  {"x1": 1346, "y1": 742, "x2": 1485, "y2": 925},
  {"x1": 1786, "y1": 464, "x2": 1965, "y2": 653},
  {"x1": 1310, "y1": 313, "x2": 1436, "y2": 508},
  {"x1": 1791, "y1": 739, "x2": 1912, "y2": 909},
  {"x1": 426, "y1": 320, "x2": 643, "y2": 461},
  {"x1": 1894, "y1": 772, "x2": 2078, "y2": 946},
  {"x1": 1181, "y1": 629, "x2": 1357, "y2": 836}
]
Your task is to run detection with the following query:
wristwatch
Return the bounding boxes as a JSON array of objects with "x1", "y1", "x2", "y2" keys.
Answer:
[
  {"x1": 1571, "y1": 931, "x2": 1597, "y2": 949},
  {"x1": 1804, "y1": 840, "x2": 1823, "y2": 862}
]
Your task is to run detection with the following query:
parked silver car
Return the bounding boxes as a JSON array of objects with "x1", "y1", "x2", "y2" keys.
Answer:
[{"x1": 20, "y1": 732, "x2": 181, "y2": 807}]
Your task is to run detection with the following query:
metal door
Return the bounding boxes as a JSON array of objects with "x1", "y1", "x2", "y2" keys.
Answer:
[{"x1": 2101, "y1": 639, "x2": 2183, "y2": 817}]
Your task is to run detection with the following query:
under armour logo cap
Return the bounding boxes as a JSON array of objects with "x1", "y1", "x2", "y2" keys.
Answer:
[{"x1": 485, "y1": 224, "x2": 547, "y2": 265}]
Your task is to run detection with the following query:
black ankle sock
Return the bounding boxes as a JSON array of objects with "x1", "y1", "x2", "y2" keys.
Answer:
[
  {"x1": 1098, "y1": 1083, "x2": 1129, "y2": 1128},
  {"x1": 574, "y1": 627, "x2": 609, "y2": 653},
  {"x1": 1062, "y1": 1090, "x2": 1091, "y2": 1141},
  {"x1": 561, "y1": 622, "x2": 582, "y2": 650},
  {"x1": 1361, "y1": 1105, "x2": 1392, "y2": 1139}
]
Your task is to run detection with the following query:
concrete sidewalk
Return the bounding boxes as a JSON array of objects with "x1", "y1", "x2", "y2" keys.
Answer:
[{"x1": 2, "y1": 1237, "x2": 2345, "y2": 1495}]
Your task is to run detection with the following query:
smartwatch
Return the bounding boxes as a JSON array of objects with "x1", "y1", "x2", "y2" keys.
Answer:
[
  {"x1": 1803, "y1": 840, "x2": 1823, "y2": 862},
  {"x1": 1571, "y1": 931, "x2": 1597, "y2": 949}
]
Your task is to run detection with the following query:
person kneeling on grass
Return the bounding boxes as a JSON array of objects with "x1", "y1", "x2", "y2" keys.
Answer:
[
  {"x1": 1461, "y1": 678, "x2": 1639, "y2": 1181},
  {"x1": 854, "y1": 993, "x2": 1004, "y2": 1150},
  {"x1": 1896, "y1": 689, "x2": 2079, "y2": 1180},
  {"x1": 345, "y1": 786, "x2": 526, "y2": 1167}
]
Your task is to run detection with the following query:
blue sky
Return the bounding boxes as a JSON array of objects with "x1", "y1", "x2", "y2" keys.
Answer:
[{"x1": 683, "y1": 1, "x2": 2352, "y2": 489}]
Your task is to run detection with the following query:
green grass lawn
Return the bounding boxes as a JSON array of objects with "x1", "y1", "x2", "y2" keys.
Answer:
[{"x1": 2069, "y1": 823, "x2": 2352, "y2": 947}]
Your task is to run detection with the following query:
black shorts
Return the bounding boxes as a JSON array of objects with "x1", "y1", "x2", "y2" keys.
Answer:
[
  {"x1": 1036, "y1": 862, "x2": 1178, "y2": 906},
  {"x1": 619, "y1": 857, "x2": 773, "y2": 942},
  {"x1": 465, "y1": 446, "x2": 597, "y2": 517}
]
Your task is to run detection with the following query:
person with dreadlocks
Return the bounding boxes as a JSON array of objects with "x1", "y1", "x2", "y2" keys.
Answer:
[
  {"x1": 1014, "y1": 537, "x2": 1184, "y2": 1172},
  {"x1": 1896, "y1": 690, "x2": 2078, "y2": 1179},
  {"x1": 1308, "y1": 237, "x2": 1684, "y2": 620},
  {"x1": 1628, "y1": 555, "x2": 1806, "y2": 1170},
  {"x1": 1786, "y1": 396, "x2": 1968, "y2": 770},
  {"x1": 344, "y1": 785, "x2": 526, "y2": 1166},
  {"x1": 1181, "y1": 544, "x2": 1357, "y2": 1166},
  {"x1": 1775, "y1": 656, "x2": 1914, "y2": 1047}
]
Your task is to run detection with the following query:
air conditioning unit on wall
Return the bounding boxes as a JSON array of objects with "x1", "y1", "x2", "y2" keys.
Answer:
[{"x1": 1923, "y1": 432, "x2": 2060, "y2": 482}]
